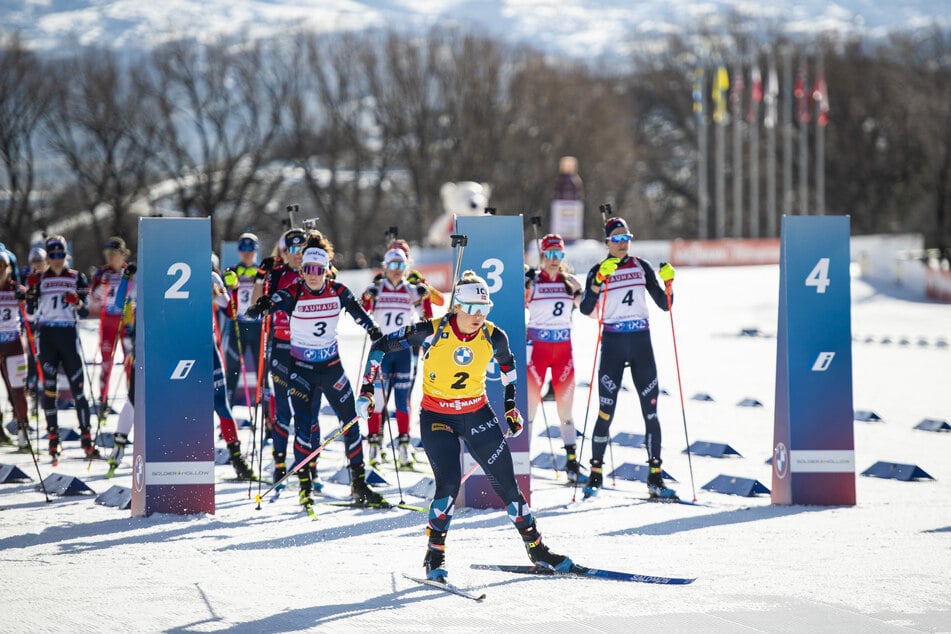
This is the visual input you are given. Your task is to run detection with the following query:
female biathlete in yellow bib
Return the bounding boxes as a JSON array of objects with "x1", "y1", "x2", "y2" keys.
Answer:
[{"x1": 357, "y1": 270, "x2": 573, "y2": 583}]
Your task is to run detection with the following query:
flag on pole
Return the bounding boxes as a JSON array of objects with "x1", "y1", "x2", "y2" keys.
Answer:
[
  {"x1": 713, "y1": 66, "x2": 729, "y2": 123},
  {"x1": 813, "y1": 72, "x2": 829, "y2": 127},
  {"x1": 693, "y1": 67, "x2": 705, "y2": 118},
  {"x1": 764, "y1": 62, "x2": 778, "y2": 129},
  {"x1": 747, "y1": 65, "x2": 762, "y2": 124},
  {"x1": 730, "y1": 66, "x2": 745, "y2": 117},
  {"x1": 795, "y1": 64, "x2": 811, "y2": 123}
]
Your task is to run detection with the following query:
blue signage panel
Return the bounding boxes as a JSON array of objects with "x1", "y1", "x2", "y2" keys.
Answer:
[
  {"x1": 772, "y1": 215, "x2": 855, "y2": 505},
  {"x1": 132, "y1": 218, "x2": 215, "y2": 516},
  {"x1": 455, "y1": 215, "x2": 530, "y2": 509}
]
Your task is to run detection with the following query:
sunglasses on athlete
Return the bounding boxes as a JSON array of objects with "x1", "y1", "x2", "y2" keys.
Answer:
[
  {"x1": 385, "y1": 261, "x2": 406, "y2": 271},
  {"x1": 456, "y1": 301, "x2": 492, "y2": 316},
  {"x1": 302, "y1": 264, "x2": 326, "y2": 276},
  {"x1": 543, "y1": 249, "x2": 565, "y2": 260},
  {"x1": 607, "y1": 233, "x2": 634, "y2": 244}
]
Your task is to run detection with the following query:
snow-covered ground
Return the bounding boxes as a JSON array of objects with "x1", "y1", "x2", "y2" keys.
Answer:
[{"x1": 1, "y1": 263, "x2": 949, "y2": 633}]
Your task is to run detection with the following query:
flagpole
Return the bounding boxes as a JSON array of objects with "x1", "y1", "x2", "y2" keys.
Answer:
[
  {"x1": 782, "y1": 47, "x2": 794, "y2": 216},
  {"x1": 815, "y1": 52, "x2": 827, "y2": 215},
  {"x1": 765, "y1": 53, "x2": 778, "y2": 237},
  {"x1": 694, "y1": 67, "x2": 709, "y2": 239},
  {"x1": 748, "y1": 61, "x2": 762, "y2": 238},
  {"x1": 731, "y1": 66, "x2": 744, "y2": 237},
  {"x1": 797, "y1": 60, "x2": 810, "y2": 214},
  {"x1": 714, "y1": 65, "x2": 728, "y2": 238}
]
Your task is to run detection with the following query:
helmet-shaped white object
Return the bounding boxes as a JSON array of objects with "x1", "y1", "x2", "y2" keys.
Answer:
[{"x1": 426, "y1": 181, "x2": 492, "y2": 246}]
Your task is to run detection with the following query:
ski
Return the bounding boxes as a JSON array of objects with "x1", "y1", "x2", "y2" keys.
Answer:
[
  {"x1": 471, "y1": 563, "x2": 695, "y2": 586},
  {"x1": 580, "y1": 486, "x2": 705, "y2": 506},
  {"x1": 319, "y1": 499, "x2": 425, "y2": 513},
  {"x1": 402, "y1": 574, "x2": 486, "y2": 602}
]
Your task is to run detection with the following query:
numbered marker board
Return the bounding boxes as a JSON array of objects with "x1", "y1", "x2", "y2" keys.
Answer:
[
  {"x1": 772, "y1": 215, "x2": 855, "y2": 506},
  {"x1": 132, "y1": 218, "x2": 215, "y2": 516},
  {"x1": 455, "y1": 215, "x2": 530, "y2": 509}
]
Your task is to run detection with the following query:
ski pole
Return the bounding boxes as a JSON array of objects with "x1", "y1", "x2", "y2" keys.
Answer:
[
  {"x1": 251, "y1": 275, "x2": 272, "y2": 499},
  {"x1": 664, "y1": 278, "x2": 697, "y2": 502},
  {"x1": 94, "y1": 276, "x2": 109, "y2": 412},
  {"x1": 379, "y1": 377, "x2": 406, "y2": 504},
  {"x1": 572, "y1": 203, "x2": 613, "y2": 501},
  {"x1": 571, "y1": 280, "x2": 606, "y2": 502},
  {"x1": 254, "y1": 415, "x2": 361, "y2": 508},
  {"x1": 529, "y1": 215, "x2": 560, "y2": 477},
  {"x1": 20, "y1": 305, "x2": 44, "y2": 447},
  {"x1": 85, "y1": 268, "x2": 134, "y2": 470},
  {"x1": 17, "y1": 307, "x2": 50, "y2": 502},
  {"x1": 228, "y1": 295, "x2": 257, "y2": 460}
]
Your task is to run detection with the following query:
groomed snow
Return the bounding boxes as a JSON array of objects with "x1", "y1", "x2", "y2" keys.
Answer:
[{"x1": 1, "y1": 263, "x2": 949, "y2": 633}]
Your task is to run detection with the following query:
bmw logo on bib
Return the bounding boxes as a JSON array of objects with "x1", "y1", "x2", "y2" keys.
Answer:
[{"x1": 453, "y1": 346, "x2": 474, "y2": 366}]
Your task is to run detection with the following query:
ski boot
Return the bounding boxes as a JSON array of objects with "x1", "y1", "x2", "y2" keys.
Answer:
[
  {"x1": 397, "y1": 433, "x2": 414, "y2": 469},
  {"x1": 48, "y1": 434, "x2": 61, "y2": 466},
  {"x1": 80, "y1": 429, "x2": 102, "y2": 459},
  {"x1": 350, "y1": 464, "x2": 391, "y2": 508},
  {"x1": 298, "y1": 471, "x2": 316, "y2": 518},
  {"x1": 521, "y1": 522, "x2": 573, "y2": 573},
  {"x1": 16, "y1": 420, "x2": 31, "y2": 452},
  {"x1": 582, "y1": 458, "x2": 603, "y2": 498},
  {"x1": 563, "y1": 444, "x2": 588, "y2": 484},
  {"x1": 105, "y1": 433, "x2": 128, "y2": 478},
  {"x1": 647, "y1": 458, "x2": 678, "y2": 500},
  {"x1": 423, "y1": 529, "x2": 448, "y2": 582},
  {"x1": 366, "y1": 433, "x2": 384, "y2": 467},
  {"x1": 227, "y1": 441, "x2": 254, "y2": 480}
]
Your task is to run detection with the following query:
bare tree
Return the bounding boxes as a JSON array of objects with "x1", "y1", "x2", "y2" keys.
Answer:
[
  {"x1": 281, "y1": 32, "x2": 403, "y2": 265},
  {"x1": 144, "y1": 37, "x2": 287, "y2": 247},
  {"x1": 496, "y1": 54, "x2": 639, "y2": 239},
  {"x1": 44, "y1": 47, "x2": 159, "y2": 250},
  {"x1": 0, "y1": 33, "x2": 53, "y2": 255}
]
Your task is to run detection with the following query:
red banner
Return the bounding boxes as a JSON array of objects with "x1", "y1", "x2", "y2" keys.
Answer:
[{"x1": 670, "y1": 239, "x2": 780, "y2": 266}]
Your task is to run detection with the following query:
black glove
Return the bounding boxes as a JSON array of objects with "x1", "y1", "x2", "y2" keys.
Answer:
[
  {"x1": 245, "y1": 295, "x2": 272, "y2": 318},
  {"x1": 124, "y1": 263, "x2": 137, "y2": 278},
  {"x1": 367, "y1": 325, "x2": 383, "y2": 341},
  {"x1": 14, "y1": 287, "x2": 27, "y2": 301},
  {"x1": 256, "y1": 257, "x2": 276, "y2": 280},
  {"x1": 372, "y1": 272, "x2": 384, "y2": 284},
  {"x1": 524, "y1": 266, "x2": 536, "y2": 281},
  {"x1": 365, "y1": 285, "x2": 379, "y2": 297}
]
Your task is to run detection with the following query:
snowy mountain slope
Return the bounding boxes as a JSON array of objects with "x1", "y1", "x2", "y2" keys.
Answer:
[{"x1": 2, "y1": 0, "x2": 949, "y2": 59}]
